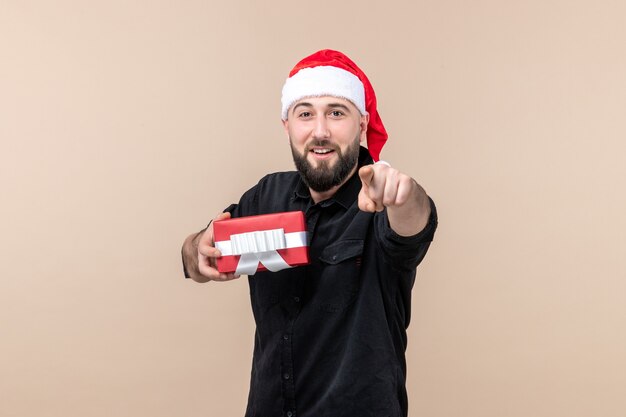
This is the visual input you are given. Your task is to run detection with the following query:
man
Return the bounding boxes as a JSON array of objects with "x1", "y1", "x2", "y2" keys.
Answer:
[{"x1": 182, "y1": 49, "x2": 438, "y2": 417}]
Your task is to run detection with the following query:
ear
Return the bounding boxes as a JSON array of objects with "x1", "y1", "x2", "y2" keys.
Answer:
[
  {"x1": 282, "y1": 119, "x2": 290, "y2": 141},
  {"x1": 359, "y1": 113, "x2": 369, "y2": 143}
]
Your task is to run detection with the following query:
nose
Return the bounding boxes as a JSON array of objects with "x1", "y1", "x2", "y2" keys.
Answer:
[{"x1": 312, "y1": 116, "x2": 330, "y2": 139}]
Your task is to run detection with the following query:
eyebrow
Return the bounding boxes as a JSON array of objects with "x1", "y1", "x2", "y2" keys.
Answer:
[
  {"x1": 327, "y1": 103, "x2": 352, "y2": 113},
  {"x1": 291, "y1": 102, "x2": 353, "y2": 114},
  {"x1": 291, "y1": 102, "x2": 313, "y2": 114}
]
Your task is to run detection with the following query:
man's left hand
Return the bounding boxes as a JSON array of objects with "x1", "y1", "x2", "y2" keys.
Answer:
[
  {"x1": 358, "y1": 163, "x2": 416, "y2": 212},
  {"x1": 358, "y1": 163, "x2": 431, "y2": 236}
]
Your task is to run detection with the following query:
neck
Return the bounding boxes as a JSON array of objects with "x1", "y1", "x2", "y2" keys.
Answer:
[{"x1": 308, "y1": 164, "x2": 359, "y2": 204}]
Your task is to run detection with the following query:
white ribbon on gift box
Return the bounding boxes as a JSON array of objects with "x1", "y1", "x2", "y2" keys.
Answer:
[{"x1": 215, "y1": 228, "x2": 307, "y2": 275}]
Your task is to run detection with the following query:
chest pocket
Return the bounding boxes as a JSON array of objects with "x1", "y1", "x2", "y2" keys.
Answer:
[{"x1": 315, "y1": 239, "x2": 364, "y2": 312}]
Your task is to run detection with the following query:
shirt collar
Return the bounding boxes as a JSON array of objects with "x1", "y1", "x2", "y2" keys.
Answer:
[{"x1": 292, "y1": 146, "x2": 373, "y2": 209}]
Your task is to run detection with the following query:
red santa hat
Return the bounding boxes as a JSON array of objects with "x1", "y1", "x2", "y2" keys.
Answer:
[{"x1": 281, "y1": 49, "x2": 388, "y2": 162}]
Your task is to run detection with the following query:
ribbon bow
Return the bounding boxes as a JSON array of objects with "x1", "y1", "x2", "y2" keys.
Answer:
[{"x1": 215, "y1": 228, "x2": 307, "y2": 275}]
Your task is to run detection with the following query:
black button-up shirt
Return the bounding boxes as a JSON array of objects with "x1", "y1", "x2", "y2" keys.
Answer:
[{"x1": 220, "y1": 148, "x2": 437, "y2": 417}]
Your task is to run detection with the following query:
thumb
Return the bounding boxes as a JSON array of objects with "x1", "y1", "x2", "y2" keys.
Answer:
[
  {"x1": 208, "y1": 212, "x2": 231, "y2": 249},
  {"x1": 215, "y1": 211, "x2": 232, "y2": 221}
]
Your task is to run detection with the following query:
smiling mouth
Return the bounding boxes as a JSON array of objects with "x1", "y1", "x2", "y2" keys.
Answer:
[{"x1": 310, "y1": 148, "x2": 334, "y2": 155}]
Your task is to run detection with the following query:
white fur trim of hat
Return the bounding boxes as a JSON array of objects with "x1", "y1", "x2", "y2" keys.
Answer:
[{"x1": 281, "y1": 66, "x2": 367, "y2": 120}]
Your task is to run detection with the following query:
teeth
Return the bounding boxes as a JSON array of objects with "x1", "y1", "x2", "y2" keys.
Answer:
[{"x1": 313, "y1": 149, "x2": 332, "y2": 154}]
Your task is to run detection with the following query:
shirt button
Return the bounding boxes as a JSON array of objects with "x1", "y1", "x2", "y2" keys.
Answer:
[
  {"x1": 287, "y1": 412, "x2": 293, "y2": 417},
  {"x1": 332, "y1": 255, "x2": 337, "y2": 261},
  {"x1": 283, "y1": 373, "x2": 290, "y2": 380},
  {"x1": 283, "y1": 334, "x2": 289, "y2": 340},
  {"x1": 293, "y1": 296, "x2": 300, "y2": 303}
]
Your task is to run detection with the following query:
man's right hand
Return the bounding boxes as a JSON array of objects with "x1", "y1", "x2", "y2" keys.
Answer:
[{"x1": 182, "y1": 212, "x2": 241, "y2": 283}]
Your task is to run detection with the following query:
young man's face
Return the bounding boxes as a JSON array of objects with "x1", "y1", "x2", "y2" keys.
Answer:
[{"x1": 283, "y1": 96, "x2": 369, "y2": 192}]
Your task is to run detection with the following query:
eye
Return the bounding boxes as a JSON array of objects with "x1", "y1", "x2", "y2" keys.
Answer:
[
  {"x1": 329, "y1": 110, "x2": 344, "y2": 117},
  {"x1": 298, "y1": 111, "x2": 312, "y2": 118}
]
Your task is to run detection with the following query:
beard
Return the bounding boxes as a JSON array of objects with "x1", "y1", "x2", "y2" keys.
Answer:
[{"x1": 290, "y1": 135, "x2": 361, "y2": 193}]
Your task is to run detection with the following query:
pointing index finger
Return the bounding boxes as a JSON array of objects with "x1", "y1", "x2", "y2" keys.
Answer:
[{"x1": 358, "y1": 165, "x2": 375, "y2": 186}]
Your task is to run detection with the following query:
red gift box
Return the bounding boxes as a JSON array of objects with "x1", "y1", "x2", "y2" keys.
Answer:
[{"x1": 213, "y1": 211, "x2": 309, "y2": 275}]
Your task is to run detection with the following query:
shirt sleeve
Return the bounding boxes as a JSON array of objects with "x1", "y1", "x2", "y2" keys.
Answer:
[{"x1": 374, "y1": 196, "x2": 438, "y2": 272}]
